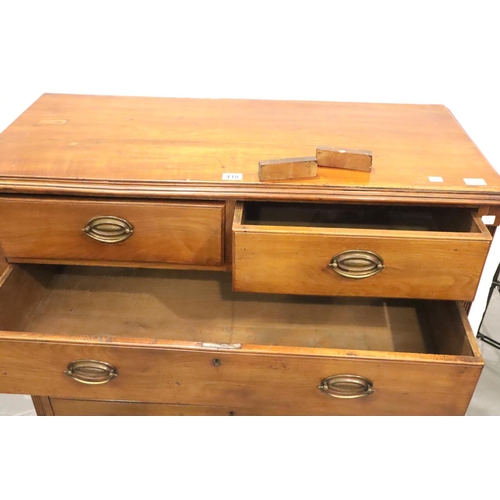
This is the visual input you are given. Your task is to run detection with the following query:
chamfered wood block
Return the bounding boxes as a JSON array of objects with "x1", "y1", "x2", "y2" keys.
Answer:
[
  {"x1": 258, "y1": 156, "x2": 317, "y2": 181},
  {"x1": 316, "y1": 146, "x2": 373, "y2": 171}
]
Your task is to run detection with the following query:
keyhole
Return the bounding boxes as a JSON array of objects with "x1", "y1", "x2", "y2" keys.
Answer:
[{"x1": 212, "y1": 358, "x2": 221, "y2": 367}]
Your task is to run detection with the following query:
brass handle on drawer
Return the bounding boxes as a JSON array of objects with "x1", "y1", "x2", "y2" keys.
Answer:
[
  {"x1": 65, "y1": 360, "x2": 118, "y2": 385},
  {"x1": 318, "y1": 374, "x2": 374, "y2": 399},
  {"x1": 329, "y1": 250, "x2": 384, "y2": 279},
  {"x1": 83, "y1": 216, "x2": 134, "y2": 243}
]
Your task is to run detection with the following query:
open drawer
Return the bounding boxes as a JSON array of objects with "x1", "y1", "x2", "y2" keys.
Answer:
[
  {"x1": 0, "y1": 264, "x2": 483, "y2": 415},
  {"x1": 232, "y1": 201, "x2": 492, "y2": 300}
]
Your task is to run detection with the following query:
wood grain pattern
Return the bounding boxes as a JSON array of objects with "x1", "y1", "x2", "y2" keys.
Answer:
[
  {"x1": 316, "y1": 146, "x2": 372, "y2": 171},
  {"x1": 50, "y1": 399, "x2": 238, "y2": 416},
  {"x1": 0, "y1": 336, "x2": 482, "y2": 415},
  {"x1": 0, "y1": 264, "x2": 483, "y2": 415},
  {"x1": 0, "y1": 248, "x2": 8, "y2": 275},
  {"x1": 7, "y1": 258, "x2": 232, "y2": 272},
  {"x1": 0, "y1": 94, "x2": 499, "y2": 206},
  {"x1": 32, "y1": 396, "x2": 54, "y2": 416},
  {"x1": 0, "y1": 95, "x2": 494, "y2": 416},
  {"x1": 0, "y1": 198, "x2": 224, "y2": 266},
  {"x1": 0, "y1": 265, "x2": 454, "y2": 352},
  {"x1": 0, "y1": 265, "x2": 53, "y2": 332},
  {"x1": 56, "y1": 397, "x2": 473, "y2": 416},
  {"x1": 258, "y1": 157, "x2": 317, "y2": 181},
  {"x1": 233, "y1": 203, "x2": 491, "y2": 300},
  {"x1": 223, "y1": 199, "x2": 236, "y2": 268},
  {"x1": 424, "y1": 301, "x2": 482, "y2": 358}
]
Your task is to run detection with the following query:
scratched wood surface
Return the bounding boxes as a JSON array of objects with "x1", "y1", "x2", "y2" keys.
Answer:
[{"x1": 0, "y1": 94, "x2": 499, "y2": 204}]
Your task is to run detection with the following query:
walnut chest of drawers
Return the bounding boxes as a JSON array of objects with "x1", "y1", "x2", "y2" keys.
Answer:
[{"x1": 0, "y1": 94, "x2": 499, "y2": 416}]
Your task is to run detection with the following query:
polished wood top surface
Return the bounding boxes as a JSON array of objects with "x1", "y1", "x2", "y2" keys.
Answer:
[{"x1": 1, "y1": 93, "x2": 499, "y2": 204}]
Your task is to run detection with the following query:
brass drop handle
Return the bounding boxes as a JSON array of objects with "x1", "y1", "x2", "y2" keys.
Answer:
[
  {"x1": 318, "y1": 374, "x2": 374, "y2": 399},
  {"x1": 83, "y1": 216, "x2": 134, "y2": 243},
  {"x1": 65, "y1": 360, "x2": 118, "y2": 385},
  {"x1": 329, "y1": 250, "x2": 384, "y2": 279}
]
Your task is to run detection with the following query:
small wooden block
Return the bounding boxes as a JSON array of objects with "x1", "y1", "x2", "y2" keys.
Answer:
[
  {"x1": 258, "y1": 157, "x2": 317, "y2": 181},
  {"x1": 316, "y1": 146, "x2": 372, "y2": 172}
]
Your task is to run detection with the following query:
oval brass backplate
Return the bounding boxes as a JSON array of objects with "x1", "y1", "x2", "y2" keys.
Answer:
[
  {"x1": 329, "y1": 250, "x2": 384, "y2": 279},
  {"x1": 65, "y1": 359, "x2": 118, "y2": 385},
  {"x1": 318, "y1": 374, "x2": 374, "y2": 399},
  {"x1": 83, "y1": 215, "x2": 134, "y2": 243}
]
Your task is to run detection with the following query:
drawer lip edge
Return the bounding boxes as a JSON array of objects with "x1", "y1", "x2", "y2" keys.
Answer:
[
  {"x1": 233, "y1": 225, "x2": 492, "y2": 242},
  {"x1": 7, "y1": 257, "x2": 227, "y2": 269},
  {"x1": 0, "y1": 196, "x2": 226, "y2": 209},
  {"x1": 0, "y1": 330, "x2": 483, "y2": 366},
  {"x1": 232, "y1": 202, "x2": 491, "y2": 242},
  {"x1": 1, "y1": 177, "x2": 500, "y2": 206}
]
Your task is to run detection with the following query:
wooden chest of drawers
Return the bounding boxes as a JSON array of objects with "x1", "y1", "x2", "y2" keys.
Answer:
[{"x1": 1, "y1": 94, "x2": 499, "y2": 415}]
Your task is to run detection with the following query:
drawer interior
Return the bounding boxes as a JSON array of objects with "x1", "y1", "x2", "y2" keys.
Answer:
[
  {"x1": 242, "y1": 201, "x2": 483, "y2": 233},
  {"x1": 0, "y1": 264, "x2": 476, "y2": 357}
]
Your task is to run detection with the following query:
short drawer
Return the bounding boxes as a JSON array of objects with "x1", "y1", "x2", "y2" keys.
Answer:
[
  {"x1": 0, "y1": 264, "x2": 483, "y2": 415},
  {"x1": 0, "y1": 197, "x2": 224, "y2": 266},
  {"x1": 233, "y1": 201, "x2": 492, "y2": 300}
]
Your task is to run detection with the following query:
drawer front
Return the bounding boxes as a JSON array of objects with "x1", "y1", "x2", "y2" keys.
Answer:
[
  {"x1": 0, "y1": 338, "x2": 482, "y2": 416},
  {"x1": 55, "y1": 397, "x2": 440, "y2": 416},
  {"x1": 49, "y1": 398, "x2": 253, "y2": 416},
  {"x1": 233, "y1": 204, "x2": 491, "y2": 300},
  {"x1": 0, "y1": 198, "x2": 224, "y2": 266}
]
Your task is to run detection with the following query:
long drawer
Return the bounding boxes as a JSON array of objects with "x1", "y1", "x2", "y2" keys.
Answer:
[
  {"x1": 0, "y1": 264, "x2": 483, "y2": 415},
  {"x1": 54, "y1": 397, "x2": 438, "y2": 416},
  {"x1": 0, "y1": 197, "x2": 224, "y2": 266},
  {"x1": 233, "y1": 201, "x2": 492, "y2": 300},
  {"x1": 48, "y1": 399, "x2": 242, "y2": 416}
]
